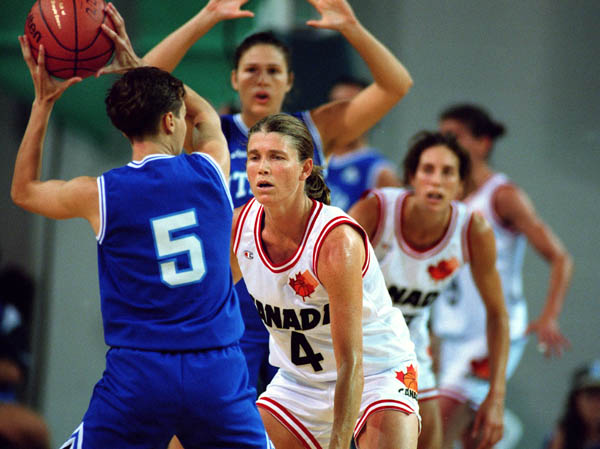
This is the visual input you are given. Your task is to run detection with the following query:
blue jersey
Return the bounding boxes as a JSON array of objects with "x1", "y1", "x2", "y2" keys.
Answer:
[
  {"x1": 222, "y1": 112, "x2": 326, "y2": 208},
  {"x1": 221, "y1": 111, "x2": 326, "y2": 342},
  {"x1": 97, "y1": 152, "x2": 243, "y2": 351},
  {"x1": 326, "y1": 147, "x2": 396, "y2": 211}
]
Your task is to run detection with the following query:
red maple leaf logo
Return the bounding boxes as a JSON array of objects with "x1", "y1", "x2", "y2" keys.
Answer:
[
  {"x1": 395, "y1": 364, "x2": 418, "y2": 391},
  {"x1": 470, "y1": 357, "x2": 491, "y2": 380},
  {"x1": 289, "y1": 270, "x2": 319, "y2": 301},
  {"x1": 428, "y1": 257, "x2": 460, "y2": 281}
]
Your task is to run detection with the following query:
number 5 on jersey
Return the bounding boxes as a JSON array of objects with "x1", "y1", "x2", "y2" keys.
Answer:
[{"x1": 151, "y1": 209, "x2": 206, "y2": 287}]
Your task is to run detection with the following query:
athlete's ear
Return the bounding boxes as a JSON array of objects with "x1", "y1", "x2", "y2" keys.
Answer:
[
  {"x1": 162, "y1": 111, "x2": 175, "y2": 135},
  {"x1": 231, "y1": 69, "x2": 239, "y2": 92},
  {"x1": 299, "y1": 158, "x2": 313, "y2": 182}
]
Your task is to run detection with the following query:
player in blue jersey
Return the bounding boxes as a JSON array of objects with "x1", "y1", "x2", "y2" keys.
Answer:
[
  {"x1": 325, "y1": 76, "x2": 401, "y2": 210},
  {"x1": 12, "y1": 5, "x2": 272, "y2": 449},
  {"x1": 144, "y1": 0, "x2": 414, "y2": 394}
]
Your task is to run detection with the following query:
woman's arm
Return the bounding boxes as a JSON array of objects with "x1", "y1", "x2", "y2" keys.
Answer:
[
  {"x1": 11, "y1": 37, "x2": 99, "y2": 231},
  {"x1": 143, "y1": 0, "x2": 254, "y2": 72},
  {"x1": 316, "y1": 223, "x2": 365, "y2": 449},
  {"x1": 494, "y1": 185, "x2": 573, "y2": 357},
  {"x1": 347, "y1": 194, "x2": 380, "y2": 242},
  {"x1": 307, "y1": 0, "x2": 413, "y2": 154},
  {"x1": 467, "y1": 213, "x2": 510, "y2": 449}
]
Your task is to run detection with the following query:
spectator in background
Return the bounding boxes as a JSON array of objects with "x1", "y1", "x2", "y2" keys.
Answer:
[
  {"x1": 0, "y1": 265, "x2": 50, "y2": 449},
  {"x1": 543, "y1": 359, "x2": 600, "y2": 449},
  {"x1": 325, "y1": 76, "x2": 401, "y2": 211}
]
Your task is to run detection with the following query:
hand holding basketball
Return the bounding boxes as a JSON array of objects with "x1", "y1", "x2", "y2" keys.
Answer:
[
  {"x1": 24, "y1": 0, "x2": 116, "y2": 79},
  {"x1": 18, "y1": 35, "x2": 81, "y2": 104},
  {"x1": 96, "y1": 3, "x2": 144, "y2": 76}
]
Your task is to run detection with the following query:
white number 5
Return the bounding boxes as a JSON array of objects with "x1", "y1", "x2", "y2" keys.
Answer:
[{"x1": 151, "y1": 209, "x2": 206, "y2": 287}]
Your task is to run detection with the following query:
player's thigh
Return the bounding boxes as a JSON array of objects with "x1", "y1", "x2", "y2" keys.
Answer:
[
  {"x1": 357, "y1": 409, "x2": 419, "y2": 449},
  {"x1": 418, "y1": 399, "x2": 442, "y2": 449},
  {"x1": 259, "y1": 407, "x2": 306, "y2": 449}
]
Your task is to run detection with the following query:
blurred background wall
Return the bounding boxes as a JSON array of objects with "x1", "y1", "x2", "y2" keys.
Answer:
[{"x1": 1, "y1": 1, "x2": 599, "y2": 447}]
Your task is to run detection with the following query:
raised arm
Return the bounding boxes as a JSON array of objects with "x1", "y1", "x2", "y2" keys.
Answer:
[
  {"x1": 98, "y1": 4, "x2": 230, "y2": 177},
  {"x1": 184, "y1": 85, "x2": 230, "y2": 177},
  {"x1": 307, "y1": 0, "x2": 413, "y2": 154},
  {"x1": 494, "y1": 185, "x2": 573, "y2": 358},
  {"x1": 11, "y1": 37, "x2": 99, "y2": 232},
  {"x1": 143, "y1": 0, "x2": 254, "y2": 72},
  {"x1": 467, "y1": 213, "x2": 509, "y2": 449},
  {"x1": 316, "y1": 224, "x2": 365, "y2": 449}
]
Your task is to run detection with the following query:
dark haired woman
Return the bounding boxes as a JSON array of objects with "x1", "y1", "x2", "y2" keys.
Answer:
[
  {"x1": 144, "y1": 0, "x2": 414, "y2": 395},
  {"x1": 431, "y1": 104, "x2": 573, "y2": 449},
  {"x1": 544, "y1": 360, "x2": 600, "y2": 449},
  {"x1": 348, "y1": 131, "x2": 509, "y2": 449},
  {"x1": 231, "y1": 113, "x2": 420, "y2": 449}
]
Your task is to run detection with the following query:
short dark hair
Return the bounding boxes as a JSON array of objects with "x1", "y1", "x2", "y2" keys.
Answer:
[
  {"x1": 233, "y1": 31, "x2": 292, "y2": 72},
  {"x1": 105, "y1": 67, "x2": 185, "y2": 140},
  {"x1": 439, "y1": 104, "x2": 506, "y2": 141},
  {"x1": 402, "y1": 131, "x2": 471, "y2": 185},
  {"x1": 249, "y1": 113, "x2": 330, "y2": 204}
]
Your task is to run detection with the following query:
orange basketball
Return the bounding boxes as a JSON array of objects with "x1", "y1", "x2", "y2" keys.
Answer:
[{"x1": 24, "y1": 0, "x2": 115, "y2": 79}]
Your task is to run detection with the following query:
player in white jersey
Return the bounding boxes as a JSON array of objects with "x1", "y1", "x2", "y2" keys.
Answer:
[
  {"x1": 432, "y1": 104, "x2": 573, "y2": 449},
  {"x1": 231, "y1": 113, "x2": 420, "y2": 449},
  {"x1": 349, "y1": 131, "x2": 509, "y2": 449}
]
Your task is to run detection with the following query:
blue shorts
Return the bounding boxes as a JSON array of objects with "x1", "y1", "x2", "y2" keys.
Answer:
[{"x1": 60, "y1": 344, "x2": 272, "y2": 449}]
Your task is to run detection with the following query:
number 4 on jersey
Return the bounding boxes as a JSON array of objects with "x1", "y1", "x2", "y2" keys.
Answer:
[{"x1": 291, "y1": 331, "x2": 324, "y2": 372}]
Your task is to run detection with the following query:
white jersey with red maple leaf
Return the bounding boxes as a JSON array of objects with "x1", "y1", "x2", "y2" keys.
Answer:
[
  {"x1": 367, "y1": 187, "x2": 472, "y2": 398},
  {"x1": 233, "y1": 198, "x2": 415, "y2": 383}
]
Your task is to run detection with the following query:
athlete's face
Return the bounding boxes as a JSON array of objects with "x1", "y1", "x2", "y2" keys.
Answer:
[
  {"x1": 439, "y1": 118, "x2": 488, "y2": 161},
  {"x1": 232, "y1": 45, "x2": 293, "y2": 122},
  {"x1": 246, "y1": 131, "x2": 311, "y2": 207},
  {"x1": 410, "y1": 145, "x2": 462, "y2": 210}
]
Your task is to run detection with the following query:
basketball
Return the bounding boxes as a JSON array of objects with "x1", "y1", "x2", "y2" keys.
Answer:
[{"x1": 24, "y1": 0, "x2": 116, "y2": 79}]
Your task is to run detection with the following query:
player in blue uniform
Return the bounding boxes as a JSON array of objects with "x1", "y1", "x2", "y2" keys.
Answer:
[
  {"x1": 325, "y1": 76, "x2": 401, "y2": 210},
  {"x1": 12, "y1": 5, "x2": 272, "y2": 448},
  {"x1": 144, "y1": 0, "x2": 414, "y2": 393}
]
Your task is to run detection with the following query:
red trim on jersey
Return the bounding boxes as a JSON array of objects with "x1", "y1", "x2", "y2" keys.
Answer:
[
  {"x1": 461, "y1": 211, "x2": 474, "y2": 264},
  {"x1": 257, "y1": 397, "x2": 322, "y2": 449},
  {"x1": 312, "y1": 217, "x2": 371, "y2": 282},
  {"x1": 254, "y1": 200, "x2": 323, "y2": 274},
  {"x1": 364, "y1": 189, "x2": 386, "y2": 248},
  {"x1": 354, "y1": 399, "x2": 415, "y2": 440},
  {"x1": 233, "y1": 198, "x2": 256, "y2": 253},
  {"x1": 395, "y1": 192, "x2": 459, "y2": 259}
]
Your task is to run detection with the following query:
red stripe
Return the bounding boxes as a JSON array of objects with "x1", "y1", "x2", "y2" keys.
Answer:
[
  {"x1": 256, "y1": 200, "x2": 323, "y2": 273},
  {"x1": 396, "y1": 192, "x2": 458, "y2": 259},
  {"x1": 312, "y1": 217, "x2": 370, "y2": 282},
  {"x1": 257, "y1": 397, "x2": 322, "y2": 449},
  {"x1": 354, "y1": 400, "x2": 415, "y2": 439},
  {"x1": 233, "y1": 198, "x2": 255, "y2": 253}
]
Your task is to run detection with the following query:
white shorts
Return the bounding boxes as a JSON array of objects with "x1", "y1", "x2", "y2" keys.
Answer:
[
  {"x1": 257, "y1": 361, "x2": 421, "y2": 449},
  {"x1": 415, "y1": 343, "x2": 438, "y2": 401},
  {"x1": 437, "y1": 335, "x2": 527, "y2": 407}
]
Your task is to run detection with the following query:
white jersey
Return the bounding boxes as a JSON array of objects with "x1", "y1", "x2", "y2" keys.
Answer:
[
  {"x1": 234, "y1": 198, "x2": 415, "y2": 383},
  {"x1": 369, "y1": 188, "x2": 471, "y2": 396},
  {"x1": 433, "y1": 173, "x2": 528, "y2": 340}
]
